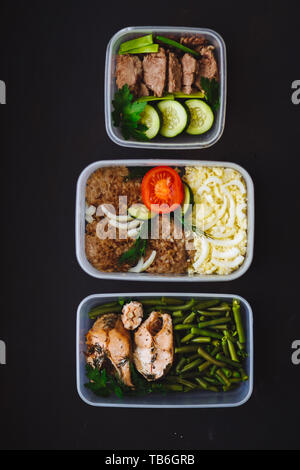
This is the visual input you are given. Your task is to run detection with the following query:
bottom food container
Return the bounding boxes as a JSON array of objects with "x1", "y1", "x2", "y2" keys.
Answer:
[{"x1": 76, "y1": 293, "x2": 253, "y2": 408}]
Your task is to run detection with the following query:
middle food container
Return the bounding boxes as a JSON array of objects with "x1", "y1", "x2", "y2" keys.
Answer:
[{"x1": 76, "y1": 159, "x2": 254, "y2": 282}]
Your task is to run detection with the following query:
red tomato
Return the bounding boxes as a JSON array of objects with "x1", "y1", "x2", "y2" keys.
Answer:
[{"x1": 141, "y1": 166, "x2": 184, "y2": 214}]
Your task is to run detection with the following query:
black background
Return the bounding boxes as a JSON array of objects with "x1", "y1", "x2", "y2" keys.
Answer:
[{"x1": 1, "y1": 0, "x2": 300, "y2": 451}]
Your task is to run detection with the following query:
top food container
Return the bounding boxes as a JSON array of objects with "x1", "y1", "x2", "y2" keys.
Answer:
[
  {"x1": 105, "y1": 26, "x2": 226, "y2": 149},
  {"x1": 75, "y1": 159, "x2": 254, "y2": 282}
]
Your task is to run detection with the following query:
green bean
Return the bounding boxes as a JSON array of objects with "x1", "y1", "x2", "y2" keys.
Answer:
[
  {"x1": 197, "y1": 310, "x2": 225, "y2": 317},
  {"x1": 194, "y1": 299, "x2": 220, "y2": 310},
  {"x1": 197, "y1": 346, "x2": 226, "y2": 367},
  {"x1": 195, "y1": 377, "x2": 209, "y2": 389},
  {"x1": 222, "y1": 367, "x2": 232, "y2": 378},
  {"x1": 222, "y1": 339, "x2": 230, "y2": 357},
  {"x1": 175, "y1": 357, "x2": 186, "y2": 374},
  {"x1": 152, "y1": 298, "x2": 196, "y2": 312},
  {"x1": 191, "y1": 328, "x2": 223, "y2": 339},
  {"x1": 207, "y1": 302, "x2": 231, "y2": 311},
  {"x1": 172, "y1": 310, "x2": 183, "y2": 318},
  {"x1": 210, "y1": 365, "x2": 217, "y2": 376},
  {"x1": 173, "y1": 317, "x2": 184, "y2": 325},
  {"x1": 174, "y1": 332, "x2": 181, "y2": 348},
  {"x1": 197, "y1": 317, "x2": 231, "y2": 329},
  {"x1": 232, "y1": 299, "x2": 246, "y2": 345},
  {"x1": 198, "y1": 361, "x2": 211, "y2": 372},
  {"x1": 89, "y1": 301, "x2": 118, "y2": 311},
  {"x1": 174, "y1": 324, "x2": 197, "y2": 330},
  {"x1": 183, "y1": 312, "x2": 196, "y2": 324},
  {"x1": 180, "y1": 358, "x2": 203, "y2": 373},
  {"x1": 181, "y1": 333, "x2": 195, "y2": 343},
  {"x1": 216, "y1": 369, "x2": 231, "y2": 387},
  {"x1": 215, "y1": 353, "x2": 241, "y2": 368},
  {"x1": 232, "y1": 371, "x2": 240, "y2": 378},
  {"x1": 88, "y1": 305, "x2": 122, "y2": 318},
  {"x1": 191, "y1": 336, "x2": 211, "y2": 344},
  {"x1": 211, "y1": 325, "x2": 229, "y2": 330},
  {"x1": 175, "y1": 345, "x2": 199, "y2": 354},
  {"x1": 239, "y1": 368, "x2": 249, "y2": 381},
  {"x1": 179, "y1": 370, "x2": 202, "y2": 379},
  {"x1": 186, "y1": 354, "x2": 201, "y2": 364},
  {"x1": 162, "y1": 297, "x2": 186, "y2": 305},
  {"x1": 164, "y1": 384, "x2": 184, "y2": 392},
  {"x1": 224, "y1": 330, "x2": 239, "y2": 362},
  {"x1": 175, "y1": 378, "x2": 198, "y2": 389},
  {"x1": 230, "y1": 378, "x2": 242, "y2": 384}
]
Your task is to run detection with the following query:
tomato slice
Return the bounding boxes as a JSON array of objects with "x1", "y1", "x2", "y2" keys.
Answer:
[{"x1": 141, "y1": 166, "x2": 184, "y2": 214}]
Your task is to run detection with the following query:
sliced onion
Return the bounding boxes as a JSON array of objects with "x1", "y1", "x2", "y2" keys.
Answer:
[
  {"x1": 86, "y1": 205, "x2": 96, "y2": 216},
  {"x1": 221, "y1": 187, "x2": 236, "y2": 228},
  {"x1": 211, "y1": 230, "x2": 245, "y2": 247},
  {"x1": 128, "y1": 251, "x2": 157, "y2": 273},
  {"x1": 212, "y1": 247, "x2": 240, "y2": 259},
  {"x1": 140, "y1": 250, "x2": 156, "y2": 272},
  {"x1": 99, "y1": 204, "x2": 133, "y2": 222},
  {"x1": 193, "y1": 237, "x2": 209, "y2": 270},
  {"x1": 128, "y1": 257, "x2": 144, "y2": 273},
  {"x1": 85, "y1": 214, "x2": 94, "y2": 224},
  {"x1": 108, "y1": 218, "x2": 141, "y2": 230},
  {"x1": 211, "y1": 255, "x2": 244, "y2": 269},
  {"x1": 127, "y1": 228, "x2": 139, "y2": 239}
]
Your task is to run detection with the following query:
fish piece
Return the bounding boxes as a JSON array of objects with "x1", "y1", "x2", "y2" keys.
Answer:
[
  {"x1": 86, "y1": 313, "x2": 133, "y2": 387},
  {"x1": 122, "y1": 301, "x2": 143, "y2": 330},
  {"x1": 133, "y1": 311, "x2": 174, "y2": 381}
]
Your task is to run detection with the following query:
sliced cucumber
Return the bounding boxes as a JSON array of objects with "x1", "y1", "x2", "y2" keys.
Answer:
[
  {"x1": 140, "y1": 104, "x2": 161, "y2": 139},
  {"x1": 157, "y1": 100, "x2": 188, "y2": 138},
  {"x1": 128, "y1": 203, "x2": 153, "y2": 220},
  {"x1": 185, "y1": 99, "x2": 214, "y2": 135},
  {"x1": 182, "y1": 183, "x2": 194, "y2": 215}
]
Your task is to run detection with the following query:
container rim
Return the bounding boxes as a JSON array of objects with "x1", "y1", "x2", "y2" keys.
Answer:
[
  {"x1": 104, "y1": 26, "x2": 227, "y2": 150},
  {"x1": 76, "y1": 292, "x2": 254, "y2": 408}
]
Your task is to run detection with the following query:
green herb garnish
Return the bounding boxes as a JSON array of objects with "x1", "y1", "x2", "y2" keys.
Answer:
[
  {"x1": 112, "y1": 84, "x2": 149, "y2": 141},
  {"x1": 85, "y1": 365, "x2": 124, "y2": 398},
  {"x1": 201, "y1": 77, "x2": 220, "y2": 113},
  {"x1": 118, "y1": 222, "x2": 148, "y2": 265}
]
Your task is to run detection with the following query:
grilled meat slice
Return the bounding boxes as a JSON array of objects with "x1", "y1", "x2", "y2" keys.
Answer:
[
  {"x1": 168, "y1": 52, "x2": 182, "y2": 93},
  {"x1": 133, "y1": 311, "x2": 174, "y2": 381},
  {"x1": 86, "y1": 313, "x2": 133, "y2": 387},
  {"x1": 195, "y1": 45, "x2": 219, "y2": 90},
  {"x1": 180, "y1": 35, "x2": 207, "y2": 51},
  {"x1": 143, "y1": 47, "x2": 167, "y2": 97},
  {"x1": 181, "y1": 53, "x2": 198, "y2": 94},
  {"x1": 115, "y1": 54, "x2": 143, "y2": 96},
  {"x1": 138, "y1": 81, "x2": 150, "y2": 97},
  {"x1": 122, "y1": 301, "x2": 143, "y2": 330}
]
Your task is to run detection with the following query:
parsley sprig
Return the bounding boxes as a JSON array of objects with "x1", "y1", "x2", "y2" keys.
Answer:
[
  {"x1": 85, "y1": 363, "x2": 166, "y2": 399},
  {"x1": 201, "y1": 77, "x2": 220, "y2": 113},
  {"x1": 112, "y1": 84, "x2": 149, "y2": 141}
]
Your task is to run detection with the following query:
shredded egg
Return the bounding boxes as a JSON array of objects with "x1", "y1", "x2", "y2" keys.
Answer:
[{"x1": 184, "y1": 167, "x2": 247, "y2": 275}]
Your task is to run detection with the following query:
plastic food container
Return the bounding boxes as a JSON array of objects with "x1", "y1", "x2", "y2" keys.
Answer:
[
  {"x1": 75, "y1": 159, "x2": 254, "y2": 282},
  {"x1": 76, "y1": 292, "x2": 253, "y2": 408},
  {"x1": 105, "y1": 26, "x2": 226, "y2": 149}
]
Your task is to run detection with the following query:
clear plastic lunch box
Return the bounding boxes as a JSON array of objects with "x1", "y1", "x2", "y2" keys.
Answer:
[
  {"x1": 76, "y1": 292, "x2": 253, "y2": 408},
  {"x1": 105, "y1": 26, "x2": 226, "y2": 149},
  {"x1": 75, "y1": 159, "x2": 254, "y2": 282}
]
